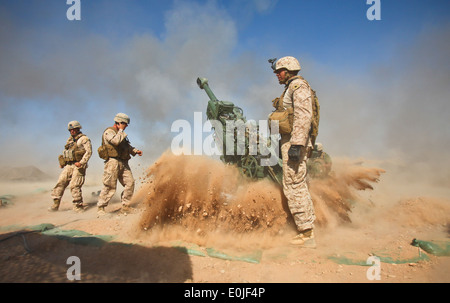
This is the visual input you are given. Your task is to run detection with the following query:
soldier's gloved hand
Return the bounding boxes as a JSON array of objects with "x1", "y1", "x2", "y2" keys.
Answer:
[{"x1": 288, "y1": 145, "x2": 303, "y2": 162}]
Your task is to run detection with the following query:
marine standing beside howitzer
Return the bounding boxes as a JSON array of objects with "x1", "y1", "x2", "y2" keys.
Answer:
[
  {"x1": 96, "y1": 113, "x2": 142, "y2": 216},
  {"x1": 50, "y1": 121, "x2": 92, "y2": 212},
  {"x1": 269, "y1": 56, "x2": 317, "y2": 247}
]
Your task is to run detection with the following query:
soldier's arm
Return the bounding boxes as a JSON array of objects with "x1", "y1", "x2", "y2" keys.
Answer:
[
  {"x1": 104, "y1": 128, "x2": 127, "y2": 146},
  {"x1": 130, "y1": 146, "x2": 137, "y2": 156},
  {"x1": 129, "y1": 144, "x2": 142, "y2": 157},
  {"x1": 79, "y1": 136, "x2": 92, "y2": 167},
  {"x1": 290, "y1": 83, "x2": 313, "y2": 146}
]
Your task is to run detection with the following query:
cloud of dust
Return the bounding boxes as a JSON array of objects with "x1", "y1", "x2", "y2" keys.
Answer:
[
  {"x1": 135, "y1": 151, "x2": 287, "y2": 231},
  {"x1": 130, "y1": 150, "x2": 288, "y2": 249},
  {"x1": 130, "y1": 151, "x2": 390, "y2": 249}
]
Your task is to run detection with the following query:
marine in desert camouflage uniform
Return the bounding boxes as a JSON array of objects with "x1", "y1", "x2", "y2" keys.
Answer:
[
  {"x1": 50, "y1": 121, "x2": 92, "y2": 212},
  {"x1": 97, "y1": 113, "x2": 142, "y2": 216},
  {"x1": 273, "y1": 56, "x2": 316, "y2": 247}
]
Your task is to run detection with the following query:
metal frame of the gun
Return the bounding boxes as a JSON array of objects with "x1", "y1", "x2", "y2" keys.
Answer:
[{"x1": 197, "y1": 77, "x2": 283, "y2": 186}]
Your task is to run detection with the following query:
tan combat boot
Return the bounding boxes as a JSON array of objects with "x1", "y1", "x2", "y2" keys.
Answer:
[
  {"x1": 48, "y1": 199, "x2": 60, "y2": 212},
  {"x1": 290, "y1": 229, "x2": 316, "y2": 248},
  {"x1": 120, "y1": 204, "x2": 134, "y2": 215},
  {"x1": 97, "y1": 206, "x2": 106, "y2": 217},
  {"x1": 73, "y1": 202, "x2": 85, "y2": 212}
]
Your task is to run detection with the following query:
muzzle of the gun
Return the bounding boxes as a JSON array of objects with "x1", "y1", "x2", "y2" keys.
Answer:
[
  {"x1": 197, "y1": 77, "x2": 208, "y2": 89},
  {"x1": 197, "y1": 77, "x2": 218, "y2": 101}
]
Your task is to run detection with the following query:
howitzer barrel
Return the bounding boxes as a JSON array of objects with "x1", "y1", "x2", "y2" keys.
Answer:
[
  {"x1": 196, "y1": 76, "x2": 283, "y2": 185},
  {"x1": 197, "y1": 77, "x2": 218, "y2": 102}
]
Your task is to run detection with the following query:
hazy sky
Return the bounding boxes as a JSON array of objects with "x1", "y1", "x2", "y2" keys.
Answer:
[{"x1": 0, "y1": 0, "x2": 449, "y2": 180}]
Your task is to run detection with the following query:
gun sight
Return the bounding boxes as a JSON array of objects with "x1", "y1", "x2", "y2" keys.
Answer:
[{"x1": 268, "y1": 58, "x2": 277, "y2": 71}]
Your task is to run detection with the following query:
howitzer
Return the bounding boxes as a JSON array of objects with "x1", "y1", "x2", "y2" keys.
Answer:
[{"x1": 196, "y1": 77, "x2": 283, "y2": 185}]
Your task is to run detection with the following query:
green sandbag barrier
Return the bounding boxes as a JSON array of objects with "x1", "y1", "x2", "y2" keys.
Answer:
[
  {"x1": 27, "y1": 223, "x2": 57, "y2": 232},
  {"x1": 0, "y1": 223, "x2": 56, "y2": 233},
  {"x1": 206, "y1": 248, "x2": 262, "y2": 264},
  {"x1": 0, "y1": 223, "x2": 115, "y2": 247},
  {"x1": 327, "y1": 255, "x2": 370, "y2": 266},
  {"x1": 171, "y1": 241, "x2": 262, "y2": 264},
  {"x1": 328, "y1": 252, "x2": 429, "y2": 266},
  {"x1": 411, "y1": 239, "x2": 450, "y2": 256},
  {"x1": 375, "y1": 252, "x2": 430, "y2": 264},
  {"x1": 171, "y1": 241, "x2": 207, "y2": 257},
  {"x1": 41, "y1": 227, "x2": 115, "y2": 246},
  {"x1": 328, "y1": 238, "x2": 450, "y2": 266}
]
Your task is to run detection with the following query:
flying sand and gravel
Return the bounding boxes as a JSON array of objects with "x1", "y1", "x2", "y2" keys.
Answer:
[{"x1": 0, "y1": 152, "x2": 449, "y2": 283}]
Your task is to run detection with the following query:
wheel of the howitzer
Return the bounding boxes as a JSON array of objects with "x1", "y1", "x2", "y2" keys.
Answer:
[{"x1": 239, "y1": 155, "x2": 258, "y2": 179}]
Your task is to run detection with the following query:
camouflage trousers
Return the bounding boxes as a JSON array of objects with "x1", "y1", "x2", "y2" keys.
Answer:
[
  {"x1": 97, "y1": 158, "x2": 135, "y2": 208},
  {"x1": 281, "y1": 135, "x2": 316, "y2": 232},
  {"x1": 51, "y1": 164, "x2": 86, "y2": 204}
]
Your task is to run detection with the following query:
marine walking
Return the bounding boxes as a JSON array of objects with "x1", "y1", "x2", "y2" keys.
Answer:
[{"x1": 50, "y1": 121, "x2": 92, "y2": 212}]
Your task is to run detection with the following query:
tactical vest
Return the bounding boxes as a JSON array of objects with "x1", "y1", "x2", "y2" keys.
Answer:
[
  {"x1": 61, "y1": 133, "x2": 87, "y2": 163},
  {"x1": 269, "y1": 76, "x2": 320, "y2": 145},
  {"x1": 98, "y1": 127, "x2": 131, "y2": 161}
]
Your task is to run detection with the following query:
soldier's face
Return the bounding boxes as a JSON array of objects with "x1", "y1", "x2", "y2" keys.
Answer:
[
  {"x1": 275, "y1": 69, "x2": 288, "y2": 84},
  {"x1": 69, "y1": 128, "x2": 80, "y2": 136}
]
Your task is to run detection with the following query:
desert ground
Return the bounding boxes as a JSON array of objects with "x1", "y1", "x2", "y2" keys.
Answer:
[{"x1": 0, "y1": 153, "x2": 449, "y2": 284}]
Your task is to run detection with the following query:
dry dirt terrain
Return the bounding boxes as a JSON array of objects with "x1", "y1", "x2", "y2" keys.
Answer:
[{"x1": 0, "y1": 153, "x2": 449, "y2": 285}]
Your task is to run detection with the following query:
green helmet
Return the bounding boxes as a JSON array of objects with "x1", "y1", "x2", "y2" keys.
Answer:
[
  {"x1": 68, "y1": 120, "x2": 82, "y2": 130},
  {"x1": 114, "y1": 113, "x2": 130, "y2": 124}
]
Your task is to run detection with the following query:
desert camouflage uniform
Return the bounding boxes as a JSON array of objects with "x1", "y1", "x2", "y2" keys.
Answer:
[
  {"x1": 97, "y1": 128, "x2": 139, "y2": 208},
  {"x1": 280, "y1": 76, "x2": 316, "y2": 232},
  {"x1": 51, "y1": 133, "x2": 92, "y2": 205}
]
